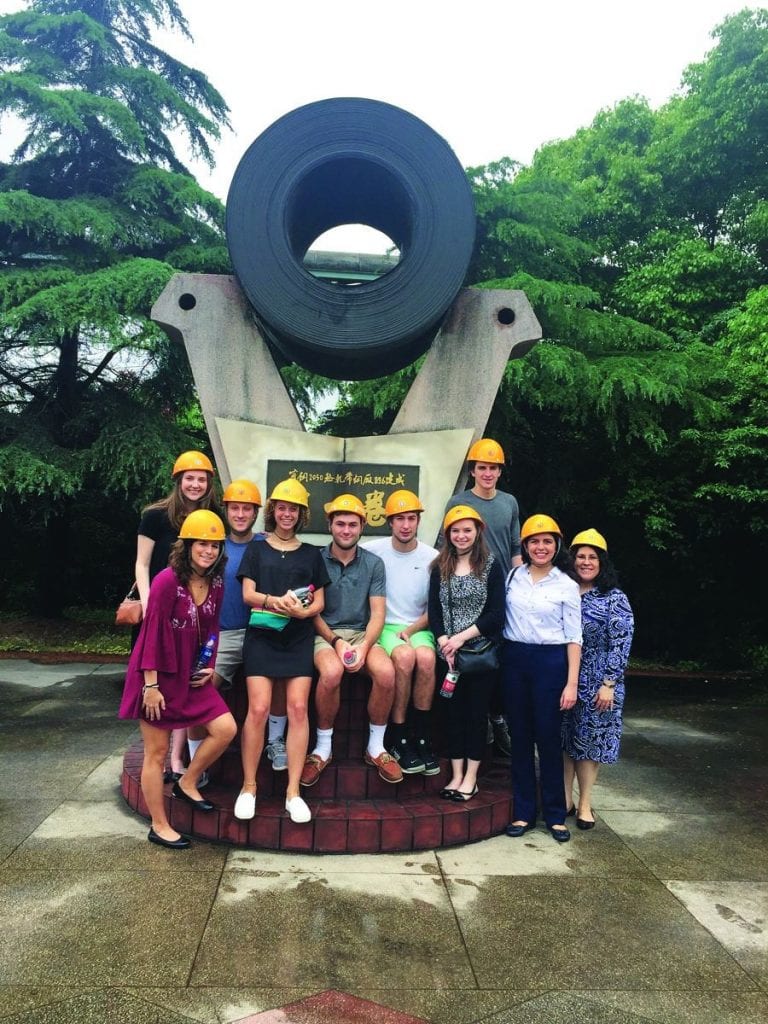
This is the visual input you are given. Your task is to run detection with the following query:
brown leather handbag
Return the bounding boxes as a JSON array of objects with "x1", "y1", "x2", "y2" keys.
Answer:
[{"x1": 115, "y1": 583, "x2": 142, "y2": 626}]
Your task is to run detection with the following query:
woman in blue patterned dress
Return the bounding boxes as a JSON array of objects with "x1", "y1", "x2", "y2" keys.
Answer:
[{"x1": 562, "y1": 529, "x2": 634, "y2": 830}]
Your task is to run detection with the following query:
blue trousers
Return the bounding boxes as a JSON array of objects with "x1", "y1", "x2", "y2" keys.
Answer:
[{"x1": 502, "y1": 641, "x2": 568, "y2": 827}]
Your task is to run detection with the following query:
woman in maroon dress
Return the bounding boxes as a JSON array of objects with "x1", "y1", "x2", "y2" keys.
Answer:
[{"x1": 120, "y1": 510, "x2": 237, "y2": 849}]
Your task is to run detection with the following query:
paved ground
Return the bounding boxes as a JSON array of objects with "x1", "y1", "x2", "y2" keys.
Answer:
[{"x1": 0, "y1": 660, "x2": 766, "y2": 1024}]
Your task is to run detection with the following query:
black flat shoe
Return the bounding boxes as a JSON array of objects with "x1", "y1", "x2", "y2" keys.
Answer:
[
  {"x1": 548, "y1": 825, "x2": 571, "y2": 843},
  {"x1": 163, "y1": 770, "x2": 183, "y2": 784},
  {"x1": 440, "y1": 788, "x2": 456, "y2": 799},
  {"x1": 452, "y1": 784, "x2": 479, "y2": 802},
  {"x1": 566, "y1": 805, "x2": 576, "y2": 817},
  {"x1": 148, "y1": 828, "x2": 190, "y2": 849},
  {"x1": 172, "y1": 780, "x2": 214, "y2": 812},
  {"x1": 506, "y1": 821, "x2": 536, "y2": 838},
  {"x1": 576, "y1": 817, "x2": 596, "y2": 830}
]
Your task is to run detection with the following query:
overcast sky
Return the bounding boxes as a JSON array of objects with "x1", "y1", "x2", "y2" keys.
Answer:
[{"x1": 0, "y1": 0, "x2": 757, "y2": 249}]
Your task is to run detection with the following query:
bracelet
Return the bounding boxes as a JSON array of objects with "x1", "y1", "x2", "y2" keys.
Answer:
[
  {"x1": 142, "y1": 683, "x2": 159, "y2": 692},
  {"x1": 602, "y1": 680, "x2": 616, "y2": 689},
  {"x1": 331, "y1": 635, "x2": 342, "y2": 647},
  {"x1": 262, "y1": 595, "x2": 270, "y2": 611}
]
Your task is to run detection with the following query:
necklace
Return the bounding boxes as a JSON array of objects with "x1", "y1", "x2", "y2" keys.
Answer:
[{"x1": 268, "y1": 532, "x2": 299, "y2": 559}]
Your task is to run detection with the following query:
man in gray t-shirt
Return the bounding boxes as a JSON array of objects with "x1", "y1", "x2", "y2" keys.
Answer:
[
  {"x1": 444, "y1": 438, "x2": 521, "y2": 756},
  {"x1": 444, "y1": 437, "x2": 522, "y2": 569},
  {"x1": 301, "y1": 494, "x2": 403, "y2": 787}
]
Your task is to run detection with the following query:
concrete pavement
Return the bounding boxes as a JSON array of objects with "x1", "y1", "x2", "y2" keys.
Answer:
[{"x1": 0, "y1": 659, "x2": 766, "y2": 1023}]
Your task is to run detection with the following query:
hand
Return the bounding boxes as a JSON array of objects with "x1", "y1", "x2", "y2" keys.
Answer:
[
  {"x1": 396, "y1": 629, "x2": 411, "y2": 645},
  {"x1": 594, "y1": 684, "x2": 614, "y2": 711},
  {"x1": 345, "y1": 643, "x2": 367, "y2": 673},
  {"x1": 440, "y1": 634, "x2": 464, "y2": 661},
  {"x1": 190, "y1": 666, "x2": 214, "y2": 687},
  {"x1": 142, "y1": 688, "x2": 165, "y2": 721},
  {"x1": 271, "y1": 591, "x2": 303, "y2": 616},
  {"x1": 559, "y1": 683, "x2": 578, "y2": 711}
]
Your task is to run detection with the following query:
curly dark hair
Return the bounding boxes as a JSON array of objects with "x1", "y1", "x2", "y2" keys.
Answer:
[
  {"x1": 264, "y1": 499, "x2": 310, "y2": 534},
  {"x1": 168, "y1": 539, "x2": 226, "y2": 586},
  {"x1": 569, "y1": 544, "x2": 619, "y2": 591}
]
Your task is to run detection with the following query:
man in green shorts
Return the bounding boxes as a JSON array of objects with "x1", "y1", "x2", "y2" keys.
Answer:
[
  {"x1": 302, "y1": 494, "x2": 402, "y2": 786},
  {"x1": 363, "y1": 489, "x2": 439, "y2": 775}
]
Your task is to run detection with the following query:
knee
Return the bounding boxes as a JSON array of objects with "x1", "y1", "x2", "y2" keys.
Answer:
[
  {"x1": 415, "y1": 647, "x2": 436, "y2": 672},
  {"x1": 246, "y1": 701, "x2": 269, "y2": 725},
  {"x1": 221, "y1": 714, "x2": 237, "y2": 743},
  {"x1": 392, "y1": 647, "x2": 415, "y2": 673},
  {"x1": 317, "y1": 667, "x2": 343, "y2": 693},
  {"x1": 287, "y1": 697, "x2": 309, "y2": 724},
  {"x1": 371, "y1": 668, "x2": 395, "y2": 695}
]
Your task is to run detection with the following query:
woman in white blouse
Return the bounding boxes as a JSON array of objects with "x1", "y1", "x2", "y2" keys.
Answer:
[{"x1": 502, "y1": 514, "x2": 582, "y2": 843}]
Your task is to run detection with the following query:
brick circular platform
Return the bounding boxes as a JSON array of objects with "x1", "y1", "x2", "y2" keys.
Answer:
[{"x1": 120, "y1": 673, "x2": 513, "y2": 852}]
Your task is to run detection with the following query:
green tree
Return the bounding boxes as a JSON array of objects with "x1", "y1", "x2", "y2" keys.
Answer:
[{"x1": 0, "y1": 0, "x2": 230, "y2": 613}]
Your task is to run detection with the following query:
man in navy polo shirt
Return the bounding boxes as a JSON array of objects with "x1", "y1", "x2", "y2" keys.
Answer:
[{"x1": 301, "y1": 494, "x2": 402, "y2": 786}]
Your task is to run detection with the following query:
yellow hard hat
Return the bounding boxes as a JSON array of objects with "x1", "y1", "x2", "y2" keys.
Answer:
[
  {"x1": 179, "y1": 509, "x2": 226, "y2": 541},
  {"x1": 223, "y1": 478, "x2": 262, "y2": 506},
  {"x1": 172, "y1": 450, "x2": 214, "y2": 476},
  {"x1": 269, "y1": 478, "x2": 310, "y2": 508},
  {"x1": 443, "y1": 504, "x2": 484, "y2": 532},
  {"x1": 385, "y1": 489, "x2": 424, "y2": 517},
  {"x1": 570, "y1": 528, "x2": 607, "y2": 552},
  {"x1": 324, "y1": 493, "x2": 366, "y2": 519},
  {"x1": 520, "y1": 514, "x2": 562, "y2": 542},
  {"x1": 467, "y1": 438, "x2": 505, "y2": 464}
]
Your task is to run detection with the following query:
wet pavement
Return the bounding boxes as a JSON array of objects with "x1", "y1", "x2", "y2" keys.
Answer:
[{"x1": 0, "y1": 660, "x2": 766, "y2": 1023}]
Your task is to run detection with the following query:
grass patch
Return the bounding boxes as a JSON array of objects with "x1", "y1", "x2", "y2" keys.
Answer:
[{"x1": 0, "y1": 608, "x2": 131, "y2": 657}]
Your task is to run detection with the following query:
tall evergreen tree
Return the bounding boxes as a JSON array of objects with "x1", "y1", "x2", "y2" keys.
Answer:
[{"x1": 0, "y1": 0, "x2": 230, "y2": 613}]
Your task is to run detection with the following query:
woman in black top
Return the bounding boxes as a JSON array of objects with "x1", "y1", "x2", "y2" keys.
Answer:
[
  {"x1": 235, "y1": 479, "x2": 329, "y2": 825},
  {"x1": 429, "y1": 505, "x2": 505, "y2": 802}
]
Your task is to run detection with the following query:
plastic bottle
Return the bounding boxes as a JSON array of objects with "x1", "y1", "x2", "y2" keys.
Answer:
[
  {"x1": 440, "y1": 670, "x2": 459, "y2": 699},
  {"x1": 290, "y1": 584, "x2": 315, "y2": 607},
  {"x1": 342, "y1": 649, "x2": 357, "y2": 666},
  {"x1": 192, "y1": 635, "x2": 216, "y2": 678}
]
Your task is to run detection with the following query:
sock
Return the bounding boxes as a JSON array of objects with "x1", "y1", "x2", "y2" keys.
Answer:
[
  {"x1": 367, "y1": 723, "x2": 387, "y2": 757},
  {"x1": 187, "y1": 738, "x2": 202, "y2": 763},
  {"x1": 268, "y1": 715, "x2": 287, "y2": 744},
  {"x1": 391, "y1": 720, "x2": 409, "y2": 745},
  {"x1": 313, "y1": 727, "x2": 333, "y2": 760},
  {"x1": 413, "y1": 709, "x2": 431, "y2": 743}
]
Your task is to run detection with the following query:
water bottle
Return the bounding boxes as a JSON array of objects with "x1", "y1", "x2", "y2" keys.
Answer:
[
  {"x1": 343, "y1": 649, "x2": 357, "y2": 666},
  {"x1": 192, "y1": 635, "x2": 216, "y2": 679},
  {"x1": 290, "y1": 584, "x2": 315, "y2": 607},
  {"x1": 440, "y1": 670, "x2": 459, "y2": 699}
]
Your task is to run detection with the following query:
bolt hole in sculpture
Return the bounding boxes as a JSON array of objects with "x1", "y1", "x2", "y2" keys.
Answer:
[{"x1": 123, "y1": 98, "x2": 542, "y2": 851}]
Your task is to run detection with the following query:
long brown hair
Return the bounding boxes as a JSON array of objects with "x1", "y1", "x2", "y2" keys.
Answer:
[
  {"x1": 431, "y1": 523, "x2": 490, "y2": 581},
  {"x1": 144, "y1": 473, "x2": 216, "y2": 532}
]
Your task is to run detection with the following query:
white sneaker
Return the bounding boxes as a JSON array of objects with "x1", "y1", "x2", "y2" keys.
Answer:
[
  {"x1": 234, "y1": 789, "x2": 256, "y2": 820},
  {"x1": 285, "y1": 795, "x2": 311, "y2": 823},
  {"x1": 266, "y1": 737, "x2": 287, "y2": 771}
]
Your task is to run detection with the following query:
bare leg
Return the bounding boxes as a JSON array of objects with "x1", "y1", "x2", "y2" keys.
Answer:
[
  {"x1": 169, "y1": 728, "x2": 186, "y2": 774},
  {"x1": 563, "y1": 753, "x2": 576, "y2": 811},
  {"x1": 182, "y1": 712, "x2": 237, "y2": 797},
  {"x1": 447, "y1": 757, "x2": 464, "y2": 791},
  {"x1": 457, "y1": 757, "x2": 481, "y2": 795},
  {"x1": 139, "y1": 722, "x2": 178, "y2": 841},
  {"x1": 240, "y1": 676, "x2": 271, "y2": 791},
  {"x1": 314, "y1": 649, "x2": 344, "y2": 731},
  {"x1": 390, "y1": 644, "x2": 416, "y2": 724},
  {"x1": 365, "y1": 646, "x2": 396, "y2": 725},
  {"x1": 574, "y1": 759, "x2": 599, "y2": 822},
  {"x1": 285, "y1": 675, "x2": 312, "y2": 800}
]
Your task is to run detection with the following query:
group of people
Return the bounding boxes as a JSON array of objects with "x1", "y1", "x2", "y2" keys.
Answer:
[{"x1": 119, "y1": 438, "x2": 634, "y2": 850}]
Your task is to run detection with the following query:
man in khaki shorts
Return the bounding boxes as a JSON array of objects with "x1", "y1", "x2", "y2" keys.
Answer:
[{"x1": 301, "y1": 494, "x2": 402, "y2": 786}]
